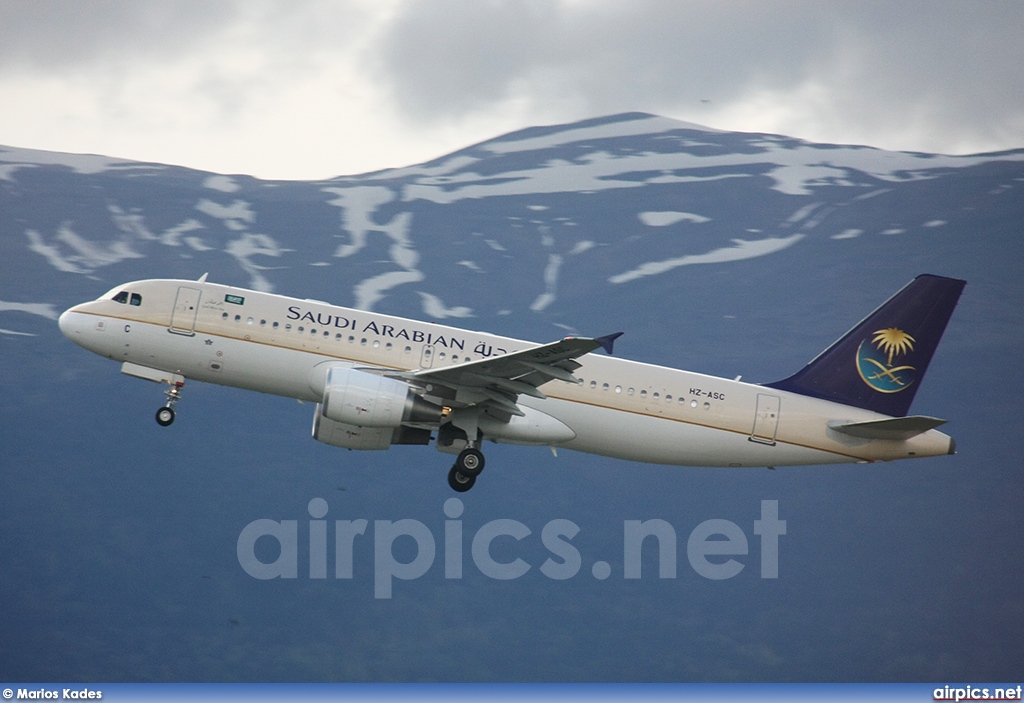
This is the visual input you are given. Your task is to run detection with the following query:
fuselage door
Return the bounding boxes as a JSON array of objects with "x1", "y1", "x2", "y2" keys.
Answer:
[
  {"x1": 169, "y1": 286, "x2": 202, "y2": 336},
  {"x1": 750, "y1": 393, "x2": 781, "y2": 445}
]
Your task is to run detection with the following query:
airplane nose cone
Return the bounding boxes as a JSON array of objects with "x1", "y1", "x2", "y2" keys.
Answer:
[
  {"x1": 58, "y1": 307, "x2": 83, "y2": 340},
  {"x1": 58, "y1": 308, "x2": 73, "y2": 337}
]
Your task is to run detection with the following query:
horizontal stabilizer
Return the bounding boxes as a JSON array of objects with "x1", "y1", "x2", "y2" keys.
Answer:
[{"x1": 829, "y1": 415, "x2": 947, "y2": 441}]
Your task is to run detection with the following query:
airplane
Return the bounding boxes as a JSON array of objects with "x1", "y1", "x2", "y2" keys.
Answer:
[{"x1": 58, "y1": 273, "x2": 965, "y2": 492}]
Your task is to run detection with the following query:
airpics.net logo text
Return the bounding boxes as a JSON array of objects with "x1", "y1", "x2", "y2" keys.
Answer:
[{"x1": 237, "y1": 499, "x2": 786, "y2": 599}]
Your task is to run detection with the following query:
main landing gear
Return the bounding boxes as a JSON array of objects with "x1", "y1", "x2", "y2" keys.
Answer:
[
  {"x1": 447, "y1": 447, "x2": 485, "y2": 492},
  {"x1": 155, "y1": 380, "x2": 185, "y2": 427}
]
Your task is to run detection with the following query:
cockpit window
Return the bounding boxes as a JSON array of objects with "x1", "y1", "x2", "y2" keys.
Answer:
[
  {"x1": 130, "y1": 293, "x2": 142, "y2": 306},
  {"x1": 113, "y1": 291, "x2": 129, "y2": 304}
]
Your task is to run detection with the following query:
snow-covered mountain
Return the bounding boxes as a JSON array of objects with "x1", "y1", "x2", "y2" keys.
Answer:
[{"x1": 2, "y1": 113, "x2": 1023, "y2": 682}]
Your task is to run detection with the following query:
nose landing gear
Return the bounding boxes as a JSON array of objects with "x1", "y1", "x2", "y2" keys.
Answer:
[{"x1": 155, "y1": 380, "x2": 184, "y2": 426}]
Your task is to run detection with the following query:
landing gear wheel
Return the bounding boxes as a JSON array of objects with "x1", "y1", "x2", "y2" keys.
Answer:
[
  {"x1": 456, "y1": 447, "x2": 485, "y2": 477},
  {"x1": 155, "y1": 406, "x2": 175, "y2": 427},
  {"x1": 448, "y1": 465, "x2": 476, "y2": 492}
]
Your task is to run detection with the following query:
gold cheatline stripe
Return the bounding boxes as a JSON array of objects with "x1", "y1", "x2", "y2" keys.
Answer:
[{"x1": 75, "y1": 311, "x2": 868, "y2": 464}]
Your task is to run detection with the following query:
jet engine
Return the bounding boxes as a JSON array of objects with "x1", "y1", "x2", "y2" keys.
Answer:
[
  {"x1": 312, "y1": 408, "x2": 431, "y2": 450},
  {"x1": 321, "y1": 367, "x2": 445, "y2": 427},
  {"x1": 312, "y1": 367, "x2": 441, "y2": 450}
]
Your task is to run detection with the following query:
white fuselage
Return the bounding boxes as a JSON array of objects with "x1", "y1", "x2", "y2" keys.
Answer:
[{"x1": 58, "y1": 278, "x2": 955, "y2": 467}]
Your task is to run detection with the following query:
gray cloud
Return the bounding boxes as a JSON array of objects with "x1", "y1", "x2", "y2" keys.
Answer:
[
  {"x1": 0, "y1": 0, "x2": 244, "y2": 73},
  {"x1": 371, "y1": 0, "x2": 1024, "y2": 153},
  {"x1": 2, "y1": 0, "x2": 1022, "y2": 178}
]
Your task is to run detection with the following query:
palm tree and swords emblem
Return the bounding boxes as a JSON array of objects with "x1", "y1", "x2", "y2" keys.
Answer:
[{"x1": 856, "y1": 327, "x2": 917, "y2": 393}]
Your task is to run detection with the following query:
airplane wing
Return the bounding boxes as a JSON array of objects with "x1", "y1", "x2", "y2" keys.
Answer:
[{"x1": 385, "y1": 333, "x2": 623, "y2": 418}]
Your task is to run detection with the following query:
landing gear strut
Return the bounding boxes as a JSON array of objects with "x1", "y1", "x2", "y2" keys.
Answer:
[
  {"x1": 156, "y1": 380, "x2": 184, "y2": 427},
  {"x1": 447, "y1": 447, "x2": 485, "y2": 492}
]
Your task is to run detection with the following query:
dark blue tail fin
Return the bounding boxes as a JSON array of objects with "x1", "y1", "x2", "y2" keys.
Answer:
[{"x1": 766, "y1": 274, "x2": 965, "y2": 417}]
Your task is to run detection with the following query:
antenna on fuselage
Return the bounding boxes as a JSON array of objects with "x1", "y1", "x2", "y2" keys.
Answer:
[{"x1": 197, "y1": 272, "x2": 209, "y2": 283}]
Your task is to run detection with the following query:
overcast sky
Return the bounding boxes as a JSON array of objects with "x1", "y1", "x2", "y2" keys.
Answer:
[{"x1": 2, "y1": 0, "x2": 1022, "y2": 180}]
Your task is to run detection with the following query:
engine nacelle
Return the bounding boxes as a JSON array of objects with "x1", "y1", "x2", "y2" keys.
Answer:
[
  {"x1": 313, "y1": 404, "x2": 432, "y2": 450},
  {"x1": 321, "y1": 367, "x2": 444, "y2": 428}
]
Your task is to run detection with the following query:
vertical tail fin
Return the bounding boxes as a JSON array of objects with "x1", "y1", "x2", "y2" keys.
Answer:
[{"x1": 766, "y1": 274, "x2": 965, "y2": 416}]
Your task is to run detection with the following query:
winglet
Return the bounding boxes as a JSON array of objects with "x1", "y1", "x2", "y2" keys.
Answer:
[{"x1": 595, "y1": 332, "x2": 624, "y2": 355}]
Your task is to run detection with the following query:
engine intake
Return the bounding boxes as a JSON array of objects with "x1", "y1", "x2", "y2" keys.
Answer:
[{"x1": 321, "y1": 367, "x2": 444, "y2": 428}]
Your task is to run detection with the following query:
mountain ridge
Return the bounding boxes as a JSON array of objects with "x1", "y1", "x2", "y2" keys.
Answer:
[{"x1": 1, "y1": 112, "x2": 1023, "y2": 682}]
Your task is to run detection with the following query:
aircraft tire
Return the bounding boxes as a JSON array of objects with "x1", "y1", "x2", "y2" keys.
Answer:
[
  {"x1": 448, "y1": 465, "x2": 476, "y2": 492},
  {"x1": 456, "y1": 448, "x2": 485, "y2": 477},
  {"x1": 156, "y1": 406, "x2": 175, "y2": 427}
]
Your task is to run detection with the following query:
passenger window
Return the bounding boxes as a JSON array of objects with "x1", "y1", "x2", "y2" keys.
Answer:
[
  {"x1": 222, "y1": 312, "x2": 229, "y2": 319},
  {"x1": 273, "y1": 321, "x2": 279, "y2": 329},
  {"x1": 247, "y1": 317, "x2": 254, "y2": 325},
  {"x1": 130, "y1": 293, "x2": 142, "y2": 306},
  {"x1": 602, "y1": 383, "x2": 609, "y2": 391},
  {"x1": 640, "y1": 390, "x2": 648, "y2": 398},
  {"x1": 113, "y1": 291, "x2": 129, "y2": 304}
]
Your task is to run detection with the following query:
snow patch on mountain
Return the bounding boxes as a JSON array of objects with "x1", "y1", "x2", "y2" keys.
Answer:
[
  {"x1": 324, "y1": 185, "x2": 427, "y2": 309},
  {"x1": 639, "y1": 211, "x2": 711, "y2": 226},
  {"x1": 355, "y1": 271, "x2": 424, "y2": 311},
  {"x1": 25, "y1": 225, "x2": 145, "y2": 274},
  {"x1": 832, "y1": 229, "x2": 863, "y2": 240},
  {"x1": 195, "y1": 199, "x2": 256, "y2": 229},
  {"x1": 531, "y1": 254, "x2": 563, "y2": 312},
  {"x1": 484, "y1": 114, "x2": 714, "y2": 155},
  {"x1": 204, "y1": 175, "x2": 241, "y2": 193},
  {"x1": 0, "y1": 145, "x2": 159, "y2": 177},
  {"x1": 418, "y1": 292, "x2": 473, "y2": 319},
  {"x1": 0, "y1": 301, "x2": 59, "y2": 320},
  {"x1": 224, "y1": 234, "x2": 289, "y2": 293},
  {"x1": 609, "y1": 234, "x2": 805, "y2": 284},
  {"x1": 324, "y1": 186, "x2": 401, "y2": 258}
]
